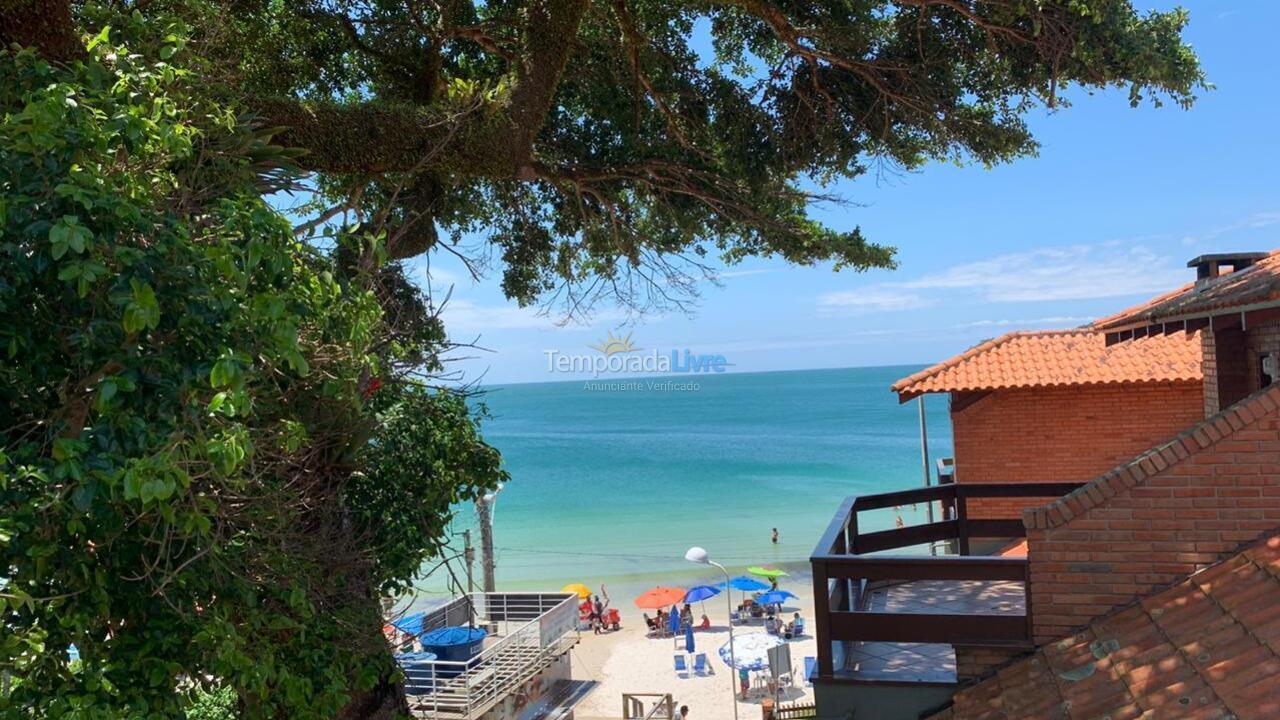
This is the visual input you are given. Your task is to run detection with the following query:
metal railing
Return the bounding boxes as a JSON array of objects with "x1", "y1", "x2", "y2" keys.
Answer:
[
  {"x1": 808, "y1": 482, "x2": 1082, "y2": 682},
  {"x1": 401, "y1": 592, "x2": 580, "y2": 720}
]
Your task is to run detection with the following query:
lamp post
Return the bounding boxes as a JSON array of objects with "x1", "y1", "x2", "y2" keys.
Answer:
[
  {"x1": 685, "y1": 546, "x2": 739, "y2": 720},
  {"x1": 476, "y1": 482, "x2": 504, "y2": 593}
]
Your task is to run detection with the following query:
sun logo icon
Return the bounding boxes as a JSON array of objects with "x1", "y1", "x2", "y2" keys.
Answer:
[{"x1": 590, "y1": 330, "x2": 641, "y2": 356}]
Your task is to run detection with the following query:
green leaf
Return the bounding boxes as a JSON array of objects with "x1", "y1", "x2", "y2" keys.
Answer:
[
  {"x1": 86, "y1": 25, "x2": 112, "y2": 51},
  {"x1": 123, "y1": 279, "x2": 161, "y2": 333}
]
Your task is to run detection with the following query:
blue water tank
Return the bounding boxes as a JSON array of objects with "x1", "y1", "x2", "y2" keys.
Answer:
[
  {"x1": 395, "y1": 651, "x2": 438, "y2": 695},
  {"x1": 420, "y1": 626, "x2": 487, "y2": 677}
]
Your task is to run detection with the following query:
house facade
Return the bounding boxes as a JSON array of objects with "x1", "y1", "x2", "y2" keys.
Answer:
[
  {"x1": 892, "y1": 330, "x2": 1202, "y2": 519},
  {"x1": 810, "y1": 251, "x2": 1280, "y2": 720}
]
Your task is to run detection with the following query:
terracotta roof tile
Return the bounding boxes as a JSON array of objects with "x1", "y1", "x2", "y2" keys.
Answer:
[
  {"x1": 1097, "y1": 250, "x2": 1280, "y2": 330},
  {"x1": 891, "y1": 329, "x2": 1201, "y2": 400},
  {"x1": 928, "y1": 533, "x2": 1280, "y2": 720}
]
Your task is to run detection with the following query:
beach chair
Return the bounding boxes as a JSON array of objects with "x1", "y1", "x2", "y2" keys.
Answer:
[
  {"x1": 803, "y1": 657, "x2": 815, "y2": 687},
  {"x1": 673, "y1": 654, "x2": 689, "y2": 678},
  {"x1": 693, "y1": 652, "x2": 712, "y2": 676}
]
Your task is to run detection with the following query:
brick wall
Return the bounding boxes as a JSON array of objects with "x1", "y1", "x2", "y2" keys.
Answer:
[
  {"x1": 953, "y1": 646, "x2": 1023, "y2": 682},
  {"x1": 1023, "y1": 385, "x2": 1280, "y2": 644},
  {"x1": 1204, "y1": 326, "x2": 1251, "y2": 415},
  {"x1": 951, "y1": 382, "x2": 1203, "y2": 518}
]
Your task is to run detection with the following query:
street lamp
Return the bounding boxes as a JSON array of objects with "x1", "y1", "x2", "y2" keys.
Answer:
[{"x1": 685, "y1": 546, "x2": 739, "y2": 720}]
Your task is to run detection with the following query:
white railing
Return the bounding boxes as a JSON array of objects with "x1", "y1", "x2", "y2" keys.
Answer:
[{"x1": 401, "y1": 592, "x2": 580, "y2": 720}]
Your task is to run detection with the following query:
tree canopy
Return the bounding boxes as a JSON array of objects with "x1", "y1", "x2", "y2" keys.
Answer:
[
  {"x1": 0, "y1": 1, "x2": 1205, "y2": 718},
  {"x1": 5, "y1": 0, "x2": 1204, "y2": 312}
]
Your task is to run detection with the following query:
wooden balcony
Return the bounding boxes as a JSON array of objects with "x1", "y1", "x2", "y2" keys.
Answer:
[{"x1": 808, "y1": 482, "x2": 1082, "y2": 684}]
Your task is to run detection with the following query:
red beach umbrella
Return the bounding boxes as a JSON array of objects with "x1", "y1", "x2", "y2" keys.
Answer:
[{"x1": 633, "y1": 586, "x2": 687, "y2": 609}]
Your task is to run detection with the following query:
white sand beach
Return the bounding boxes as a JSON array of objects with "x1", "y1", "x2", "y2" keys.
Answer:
[{"x1": 569, "y1": 585, "x2": 817, "y2": 720}]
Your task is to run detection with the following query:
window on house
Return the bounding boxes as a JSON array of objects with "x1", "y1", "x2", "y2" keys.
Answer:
[{"x1": 1260, "y1": 353, "x2": 1275, "y2": 388}]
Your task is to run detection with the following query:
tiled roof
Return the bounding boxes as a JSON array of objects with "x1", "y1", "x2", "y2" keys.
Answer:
[
  {"x1": 891, "y1": 329, "x2": 1202, "y2": 400},
  {"x1": 1025, "y1": 384, "x2": 1280, "y2": 531},
  {"x1": 927, "y1": 532, "x2": 1280, "y2": 720},
  {"x1": 1097, "y1": 251, "x2": 1280, "y2": 331}
]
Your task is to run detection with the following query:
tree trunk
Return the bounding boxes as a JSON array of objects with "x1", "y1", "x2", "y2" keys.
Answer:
[
  {"x1": 334, "y1": 670, "x2": 409, "y2": 720},
  {"x1": 331, "y1": 583, "x2": 412, "y2": 720}
]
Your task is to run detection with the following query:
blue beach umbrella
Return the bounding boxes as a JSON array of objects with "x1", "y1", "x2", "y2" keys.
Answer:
[
  {"x1": 685, "y1": 622, "x2": 696, "y2": 654},
  {"x1": 755, "y1": 590, "x2": 797, "y2": 606},
  {"x1": 724, "y1": 576, "x2": 769, "y2": 592},
  {"x1": 668, "y1": 605, "x2": 681, "y2": 635},
  {"x1": 684, "y1": 585, "x2": 721, "y2": 603}
]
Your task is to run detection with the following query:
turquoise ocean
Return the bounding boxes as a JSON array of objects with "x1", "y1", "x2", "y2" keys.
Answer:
[{"x1": 423, "y1": 365, "x2": 951, "y2": 596}]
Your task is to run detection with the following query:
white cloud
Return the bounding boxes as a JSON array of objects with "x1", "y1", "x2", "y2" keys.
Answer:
[
  {"x1": 956, "y1": 315, "x2": 1094, "y2": 330},
  {"x1": 441, "y1": 300, "x2": 576, "y2": 333},
  {"x1": 816, "y1": 288, "x2": 932, "y2": 313},
  {"x1": 441, "y1": 299, "x2": 642, "y2": 335},
  {"x1": 898, "y1": 244, "x2": 1185, "y2": 302},
  {"x1": 1179, "y1": 211, "x2": 1280, "y2": 247},
  {"x1": 713, "y1": 268, "x2": 775, "y2": 280}
]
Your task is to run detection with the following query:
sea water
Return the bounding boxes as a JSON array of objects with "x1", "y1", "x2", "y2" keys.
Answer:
[{"x1": 420, "y1": 365, "x2": 951, "y2": 596}]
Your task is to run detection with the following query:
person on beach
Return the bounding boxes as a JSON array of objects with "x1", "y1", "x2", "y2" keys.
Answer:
[
  {"x1": 680, "y1": 604, "x2": 693, "y2": 629},
  {"x1": 769, "y1": 577, "x2": 778, "y2": 592},
  {"x1": 677, "y1": 705, "x2": 689, "y2": 720},
  {"x1": 699, "y1": 613, "x2": 711, "y2": 630},
  {"x1": 739, "y1": 667, "x2": 750, "y2": 697},
  {"x1": 771, "y1": 527, "x2": 778, "y2": 544},
  {"x1": 591, "y1": 595, "x2": 604, "y2": 634}
]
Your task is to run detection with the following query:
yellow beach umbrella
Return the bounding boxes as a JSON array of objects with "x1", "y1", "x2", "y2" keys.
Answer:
[
  {"x1": 561, "y1": 583, "x2": 592, "y2": 599},
  {"x1": 747, "y1": 566, "x2": 789, "y2": 579}
]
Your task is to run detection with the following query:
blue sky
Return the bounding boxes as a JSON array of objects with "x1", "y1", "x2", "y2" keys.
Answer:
[{"x1": 408, "y1": 0, "x2": 1280, "y2": 385}]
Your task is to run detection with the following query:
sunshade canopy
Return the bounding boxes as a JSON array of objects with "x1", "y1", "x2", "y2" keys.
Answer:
[
  {"x1": 634, "y1": 586, "x2": 686, "y2": 609},
  {"x1": 561, "y1": 583, "x2": 592, "y2": 599},
  {"x1": 755, "y1": 590, "x2": 797, "y2": 605},
  {"x1": 723, "y1": 576, "x2": 769, "y2": 592},
  {"x1": 684, "y1": 585, "x2": 721, "y2": 603},
  {"x1": 747, "y1": 566, "x2": 789, "y2": 579},
  {"x1": 719, "y1": 633, "x2": 785, "y2": 671}
]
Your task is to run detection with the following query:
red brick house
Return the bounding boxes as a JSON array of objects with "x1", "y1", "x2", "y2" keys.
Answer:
[
  {"x1": 892, "y1": 330, "x2": 1202, "y2": 519},
  {"x1": 809, "y1": 252, "x2": 1280, "y2": 720}
]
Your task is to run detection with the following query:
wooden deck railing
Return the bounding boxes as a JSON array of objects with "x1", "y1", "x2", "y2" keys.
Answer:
[{"x1": 808, "y1": 482, "x2": 1082, "y2": 681}]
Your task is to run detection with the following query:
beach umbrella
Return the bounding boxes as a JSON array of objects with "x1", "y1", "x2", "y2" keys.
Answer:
[
  {"x1": 668, "y1": 605, "x2": 681, "y2": 636},
  {"x1": 724, "y1": 576, "x2": 769, "y2": 592},
  {"x1": 684, "y1": 585, "x2": 721, "y2": 604},
  {"x1": 685, "y1": 622, "x2": 695, "y2": 654},
  {"x1": 561, "y1": 583, "x2": 592, "y2": 599},
  {"x1": 719, "y1": 633, "x2": 784, "y2": 671},
  {"x1": 747, "y1": 566, "x2": 789, "y2": 579},
  {"x1": 634, "y1": 586, "x2": 686, "y2": 609},
  {"x1": 719, "y1": 576, "x2": 769, "y2": 616},
  {"x1": 755, "y1": 590, "x2": 797, "y2": 606}
]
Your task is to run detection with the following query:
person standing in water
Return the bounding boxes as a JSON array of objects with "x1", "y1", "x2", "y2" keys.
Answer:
[{"x1": 771, "y1": 527, "x2": 778, "y2": 544}]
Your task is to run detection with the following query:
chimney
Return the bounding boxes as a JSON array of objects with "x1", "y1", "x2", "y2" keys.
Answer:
[{"x1": 1187, "y1": 252, "x2": 1268, "y2": 285}]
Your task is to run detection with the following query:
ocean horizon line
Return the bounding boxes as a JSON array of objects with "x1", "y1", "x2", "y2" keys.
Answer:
[{"x1": 476, "y1": 360, "x2": 938, "y2": 390}]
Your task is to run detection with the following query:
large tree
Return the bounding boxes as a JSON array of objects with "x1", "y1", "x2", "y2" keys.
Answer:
[
  {"x1": 6, "y1": 0, "x2": 1202, "y2": 309},
  {"x1": 1, "y1": 1, "x2": 1203, "y2": 718}
]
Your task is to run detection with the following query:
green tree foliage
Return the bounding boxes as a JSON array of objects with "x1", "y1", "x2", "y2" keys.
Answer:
[
  {"x1": 137, "y1": 0, "x2": 1205, "y2": 312},
  {"x1": 0, "y1": 1, "x2": 1207, "y2": 718},
  {"x1": 0, "y1": 14, "x2": 502, "y2": 719}
]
